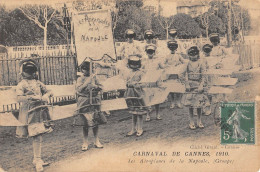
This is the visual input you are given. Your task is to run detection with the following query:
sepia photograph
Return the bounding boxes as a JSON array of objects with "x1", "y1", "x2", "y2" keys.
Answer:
[{"x1": 0, "y1": 0, "x2": 259, "y2": 171}]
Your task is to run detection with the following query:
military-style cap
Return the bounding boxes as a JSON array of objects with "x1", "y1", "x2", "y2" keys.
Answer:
[
  {"x1": 209, "y1": 33, "x2": 219, "y2": 38},
  {"x1": 128, "y1": 55, "x2": 141, "y2": 69},
  {"x1": 144, "y1": 30, "x2": 155, "y2": 39},
  {"x1": 145, "y1": 44, "x2": 157, "y2": 51},
  {"x1": 145, "y1": 44, "x2": 156, "y2": 55},
  {"x1": 125, "y1": 29, "x2": 136, "y2": 38},
  {"x1": 209, "y1": 33, "x2": 220, "y2": 43},
  {"x1": 202, "y1": 44, "x2": 213, "y2": 54},
  {"x1": 20, "y1": 59, "x2": 38, "y2": 74},
  {"x1": 167, "y1": 40, "x2": 178, "y2": 50},
  {"x1": 187, "y1": 46, "x2": 199, "y2": 56},
  {"x1": 168, "y1": 29, "x2": 177, "y2": 38}
]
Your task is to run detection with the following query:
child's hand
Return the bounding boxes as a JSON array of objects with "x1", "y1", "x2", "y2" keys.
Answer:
[
  {"x1": 93, "y1": 85, "x2": 102, "y2": 91},
  {"x1": 134, "y1": 83, "x2": 143, "y2": 88},
  {"x1": 126, "y1": 83, "x2": 134, "y2": 88},
  {"x1": 198, "y1": 85, "x2": 204, "y2": 93},
  {"x1": 186, "y1": 87, "x2": 190, "y2": 92},
  {"x1": 185, "y1": 83, "x2": 190, "y2": 92},
  {"x1": 42, "y1": 95, "x2": 49, "y2": 102},
  {"x1": 30, "y1": 95, "x2": 42, "y2": 101},
  {"x1": 87, "y1": 83, "x2": 96, "y2": 89}
]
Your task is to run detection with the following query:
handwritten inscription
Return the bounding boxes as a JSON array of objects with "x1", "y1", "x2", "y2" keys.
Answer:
[
  {"x1": 81, "y1": 35, "x2": 108, "y2": 42},
  {"x1": 79, "y1": 14, "x2": 110, "y2": 27}
]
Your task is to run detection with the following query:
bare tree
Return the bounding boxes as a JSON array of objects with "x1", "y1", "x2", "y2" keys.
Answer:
[
  {"x1": 19, "y1": 4, "x2": 56, "y2": 51},
  {"x1": 200, "y1": 12, "x2": 209, "y2": 39},
  {"x1": 157, "y1": 16, "x2": 174, "y2": 39}
]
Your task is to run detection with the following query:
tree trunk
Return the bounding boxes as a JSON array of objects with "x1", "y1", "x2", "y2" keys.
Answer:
[
  {"x1": 206, "y1": 15, "x2": 209, "y2": 39},
  {"x1": 227, "y1": 0, "x2": 232, "y2": 47},
  {"x1": 43, "y1": 26, "x2": 47, "y2": 55},
  {"x1": 166, "y1": 24, "x2": 169, "y2": 40},
  {"x1": 206, "y1": 26, "x2": 209, "y2": 39}
]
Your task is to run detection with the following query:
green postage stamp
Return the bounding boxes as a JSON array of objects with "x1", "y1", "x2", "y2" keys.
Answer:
[{"x1": 221, "y1": 102, "x2": 255, "y2": 144}]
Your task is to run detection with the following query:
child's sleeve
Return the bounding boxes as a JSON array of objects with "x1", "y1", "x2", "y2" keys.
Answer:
[
  {"x1": 16, "y1": 82, "x2": 25, "y2": 102},
  {"x1": 76, "y1": 76, "x2": 93, "y2": 93},
  {"x1": 119, "y1": 45, "x2": 125, "y2": 59},
  {"x1": 135, "y1": 44, "x2": 142, "y2": 56},
  {"x1": 222, "y1": 47, "x2": 228, "y2": 57},
  {"x1": 164, "y1": 56, "x2": 168, "y2": 65},
  {"x1": 200, "y1": 61, "x2": 207, "y2": 87},
  {"x1": 178, "y1": 54, "x2": 185, "y2": 64},
  {"x1": 95, "y1": 76, "x2": 103, "y2": 89},
  {"x1": 157, "y1": 58, "x2": 165, "y2": 69},
  {"x1": 39, "y1": 81, "x2": 52, "y2": 96},
  {"x1": 76, "y1": 77, "x2": 85, "y2": 93},
  {"x1": 16, "y1": 81, "x2": 31, "y2": 102}
]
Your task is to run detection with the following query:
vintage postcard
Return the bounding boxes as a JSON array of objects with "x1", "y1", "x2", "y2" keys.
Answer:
[{"x1": 0, "y1": 0, "x2": 259, "y2": 171}]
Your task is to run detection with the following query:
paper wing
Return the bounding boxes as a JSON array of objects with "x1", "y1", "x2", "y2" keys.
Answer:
[
  {"x1": 101, "y1": 98, "x2": 128, "y2": 111},
  {"x1": 164, "y1": 64, "x2": 187, "y2": 75},
  {"x1": 0, "y1": 113, "x2": 24, "y2": 126},
  {"x1": 143, "y1": 88, "x2": 170, "y2": 106},
  {"x1": 50, "y1": 104, "x2": 76, "y2": 121},
  {"x1": 211, "y1": 77, "x2": 238, "y2": 86},
  {"x1": 101, "y1": 75, "x2": 126, "y2": 92},
  {"x1": 161, "y1": 80, "x2": 186, "y2": 93},
  {"x1": 208, "y1": 86, "x2": 233, "y2": 94},
  {"x1": 140, "y1": 69, "x2": 164, "y2": 84}
]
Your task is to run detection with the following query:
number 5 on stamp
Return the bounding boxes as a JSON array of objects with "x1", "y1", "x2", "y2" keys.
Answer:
[{"x1": 221, "y1": 102, "x2": 255, "y2": 144}]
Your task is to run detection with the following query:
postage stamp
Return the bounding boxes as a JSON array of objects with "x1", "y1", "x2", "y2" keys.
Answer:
[{"x1": 220, "y1": 102, "x2": 255, "y2": 144}]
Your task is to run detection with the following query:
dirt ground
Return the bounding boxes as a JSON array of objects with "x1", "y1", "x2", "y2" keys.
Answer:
[{"x1": 0, "y1": 69, "x2": 259, "y2": 172}]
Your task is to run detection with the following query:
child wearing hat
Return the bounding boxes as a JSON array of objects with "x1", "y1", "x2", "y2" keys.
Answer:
[
  {"x1": 76, "y1": 61, "x2": 106, "y2": 151},
  {"x1": 125, "y1": 55, "x2": 147, "y2": 137},
  {"x1": 142, "y1": 30, "x2": 157, "y2": 58},
  {"x1": 209, "y1": 33, "x2": 228, "y2": 58},
  {"x1": 142, "y1": 44, "x2": 164, "y2": 121},
  {"x1": 183, "y1": 46, "x2": 209, "y2": 129},
  {"x1": 144, "y1": 30, "x2": 156, "y2": 45},
  {"x1": 119, "y1": 29, "x2": 142, "y2": 62},
  {"x1": 164, "y1": 40, "x2": 186, "y2": 109},
  {"x1": 16, "y1": 59, "x2": 53, "y2": 172},
  {"x1": 202, "y1": 44, "x2": 213, "y2": 58},
  {"x1": 168, "y1": 29, "x2": 177, "y2": 40}
]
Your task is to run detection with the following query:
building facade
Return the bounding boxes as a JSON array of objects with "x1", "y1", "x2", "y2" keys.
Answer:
[{"x1": 177, "y1": 0, "x2": 209, "y2": 18}]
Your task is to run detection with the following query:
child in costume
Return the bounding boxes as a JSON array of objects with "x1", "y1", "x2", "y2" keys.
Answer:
[
  {"x1": 119, "y1": 29, "x2": 142, "y2": 62},
  {"x1": 201, "y1": 43, "x2": 213, "y2": 68},
  {"x1": 94, "y1": 55, "x2": 117, "y2": 115},
  {"x1": 201, "y1": 44, "x2": 213, "y2": 116},
  {"x1": 164, "y1": 40, "x2": 185, "y2": 109},
  {"x1": 76, "y1": 61, "x2": 106, "y2": 151},
  {"x1": 183, "y1": 46, "x2": 208, "y2": 129},
  {"x1": 16, "y1": 59, "x2": 53, "y2": 172},
  {"x1": 142, "y1": 44, "x2": 164, "y2": 121},
  {"x1": 125, "y1": 55, "x2": 147, "y2": 137},
  {"x1": 210, "y1": 33, "x2": 228, "y2": 58},
  {"x1": 142, "y1": 30, "x2": 157, "y2": 58}
]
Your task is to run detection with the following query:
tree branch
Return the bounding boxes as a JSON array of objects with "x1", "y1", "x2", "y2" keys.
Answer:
[
  {"x1": 46, "y1": 9, "x2": 56, "y2": 24},
  {"x1": 19, "y1": 7, "x2": 44, "y2": 29},
  {"x1": 157, "y1": 16, "x2": 166, "y2": 29}
]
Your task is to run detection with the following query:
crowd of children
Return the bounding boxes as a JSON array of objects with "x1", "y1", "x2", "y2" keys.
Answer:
[{"x1": 14, "y1": 29, "x2": 231, "y2": 172}]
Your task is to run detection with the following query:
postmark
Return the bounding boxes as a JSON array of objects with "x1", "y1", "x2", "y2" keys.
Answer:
[{"x1": 220, "y1": 102, "x2": 255, "y2": 144}]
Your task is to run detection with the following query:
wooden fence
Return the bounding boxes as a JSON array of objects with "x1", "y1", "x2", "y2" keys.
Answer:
[
  {"x1": 234, "y1": 43, "x2": 260, "y2": 69},
  {"x1": 0, "y1": 55, "x2": 77, "y2": 86}
]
